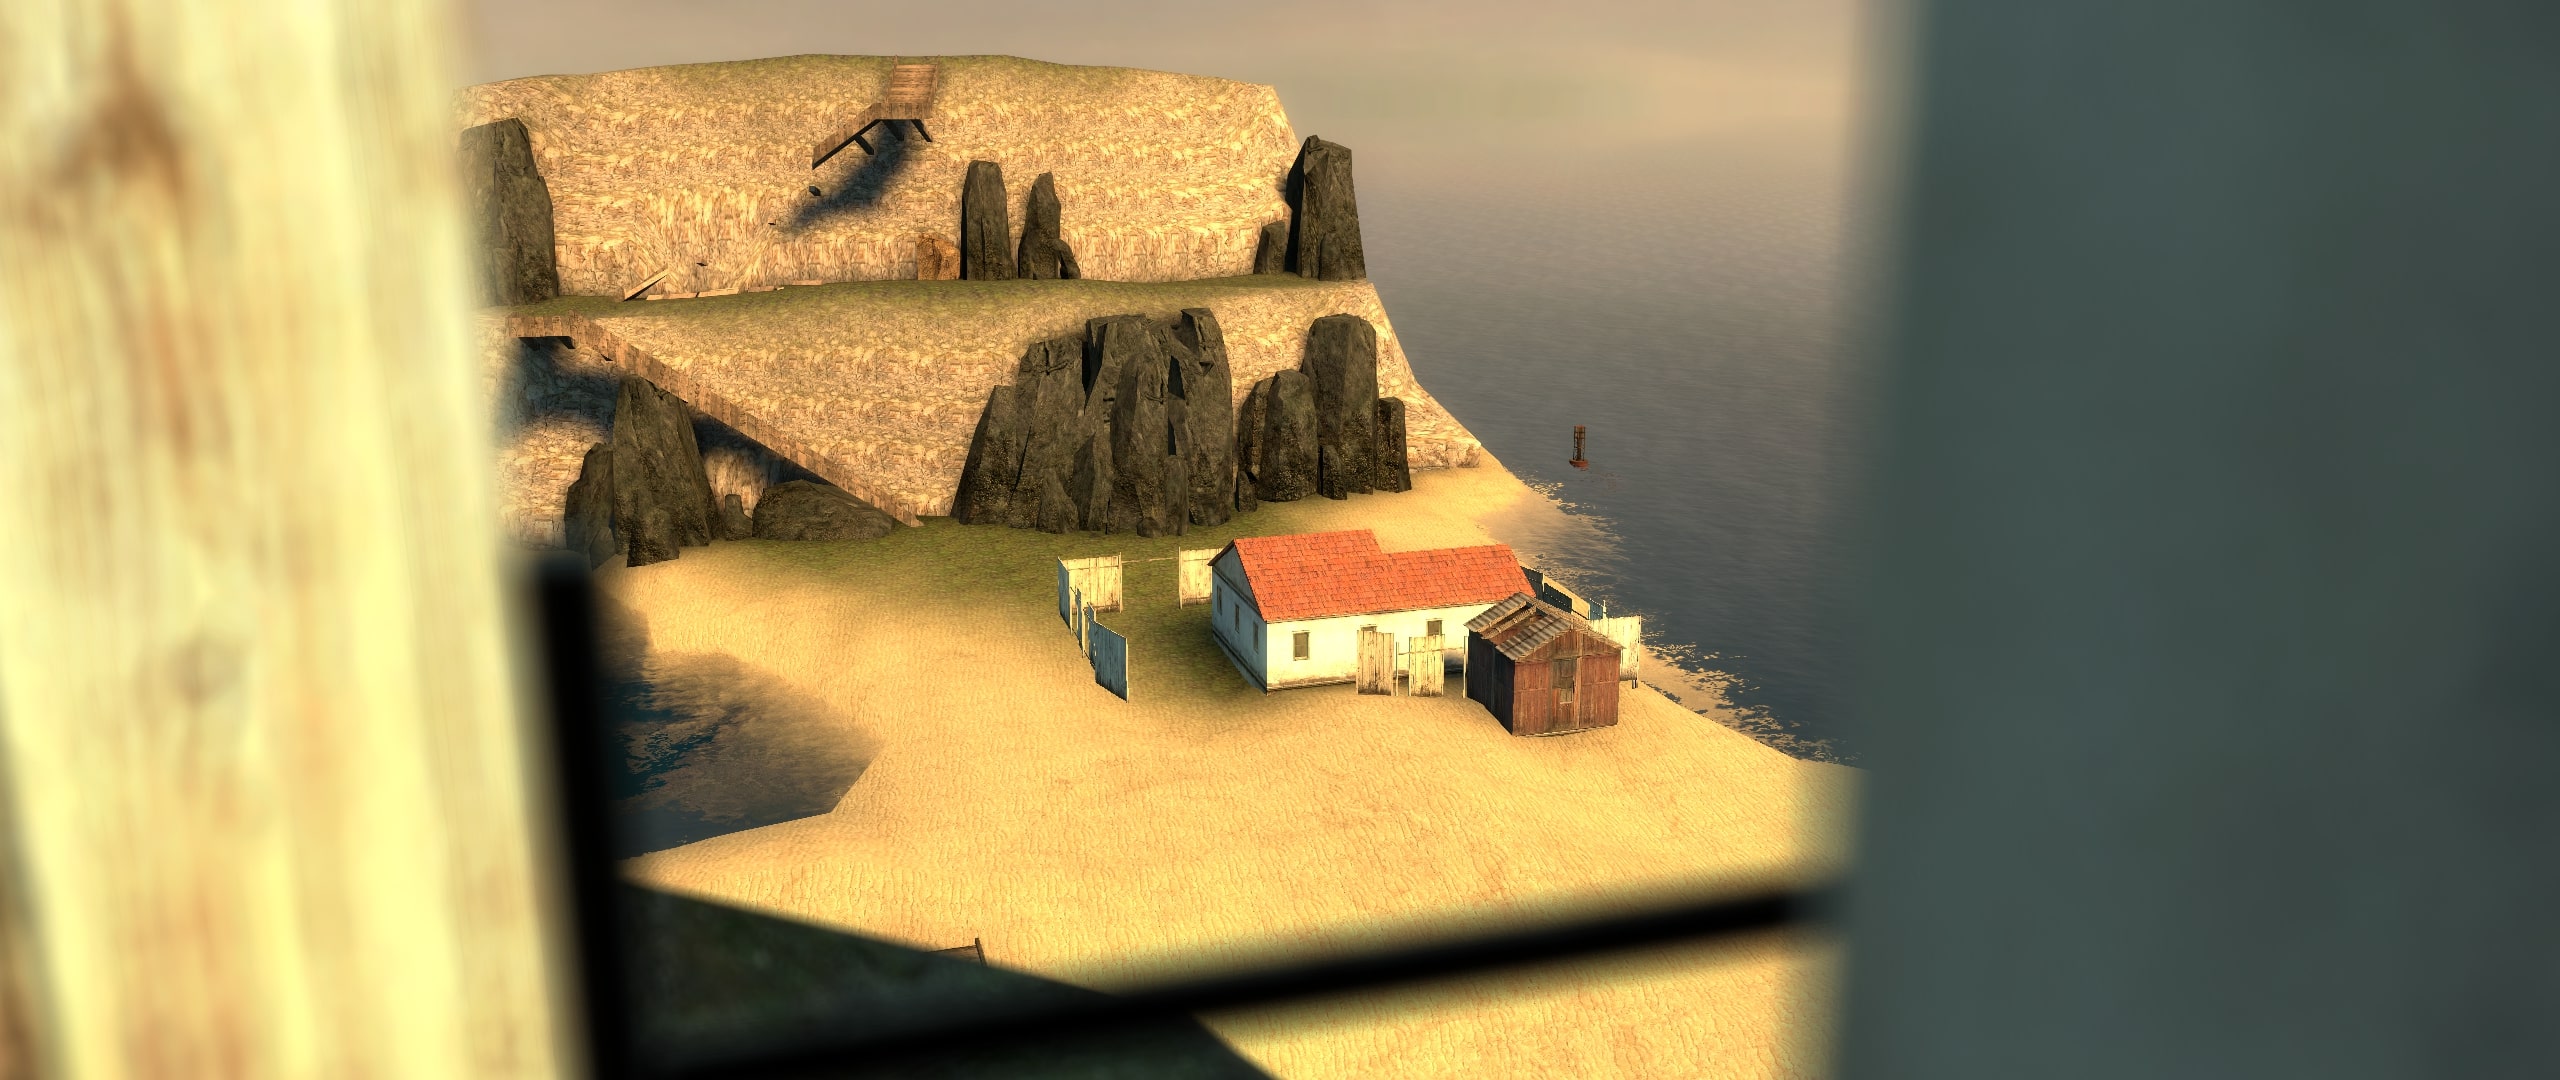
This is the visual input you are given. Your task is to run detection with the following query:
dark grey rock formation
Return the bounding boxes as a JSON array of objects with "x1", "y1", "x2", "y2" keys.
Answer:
[
  {"x1": 1161, "y1": 442, "x2": 1191, "y2": 539},
  {"x1": 1015, "y1": 172, "x2": 1080, "y2": 280},
  {"x1": 565, "y1": 442, "x2": 619, "y2": 567},
  {"x1": 1068, "y1": 431, "x2": 1114, "y2": 532},
  {"x1": 627, "y1": 506, "x2": 679, "y2": 567},
  {"x1": 960, "y1": 160, "x2": 1015, "y2": 280},
  {"x1": 459, "y1": 118, "x2": 560, "y2": 305},
  {"x1": 1302, "y1": 314, "x2": 1379, "y2": 499},
  {"x1": 1232, "y1": 377, "x2": 1269, "y2": 515},
  {"x1": 1316, "y1": 446, "x2": 1352, "y2": 501},
  {"x1": 1081, "y1": 315, "x2": 1153, "y2": 407},
  {"x1": 1168, "y1": 309, "x2": 1236, "y2": 527},
  {"x1": 1374, "y1": 396, "x2": 1413, "y2": 493},
  {"x1": 1004, "y1": 336, "x2": 1087, "y2": 530},
  {"x1": 1256, "y1": 369, "x2": 1319, "y2": 502},
  {"x1": 955, "y1": 312, "x2": 1244, "y2": 535},
  {"x1": 951, "y1": 385, "x2": 1024, "y2": 524},
  {"x1": 1108, "y1": 327, "x2": 1179, "y2": 537},
  {"x1": 1284, "y1": 137, "x2": 1366, "y2": 281},
  {"x1": 718, "y1": 493, "x2": 754, "y2": 541},
  {"x1": 750, "y1": 481, "x2": 897, "y2": 541},
  {"x1": 1253, "y1": 220, "x2": 1289, "y2": 275},
  {"x1": 1033, "y1": 474, "x2": 1080, "y2": 534},
  {"x1": 610, "y1": 377, "x2": 719, "y2": 568}
]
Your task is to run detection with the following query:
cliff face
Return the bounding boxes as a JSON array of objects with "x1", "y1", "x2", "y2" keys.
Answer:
[
  {"x1": 468, "y1": 55, "x2": 1472, "y2": 538},
  {"x1": 456, "y1": 56, "x2": 1297, "y2": 296}
]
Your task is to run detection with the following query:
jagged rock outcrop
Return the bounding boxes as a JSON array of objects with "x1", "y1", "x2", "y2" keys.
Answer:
[
  {"x1": 718, "y1": 493, "x2": 755, "y2": 540},
  {"x1": 1374, "y1": 397, "x2": 1413, "y2": 493},
  {"x1": 951, "y1": 385, "x2": 1024, "y2": 524},
  {"x1": 1256, "y1": 369, "x2": 1319, "y2": 502},
  {"x1": 1068, "y1": 430, "x2": 1113, "y2": 532},
  {"x1": 1253, "y1": 220, "x2": 1289, "y2": 275},
  {"x1": 751, "y1": 480, "x2": 898, "y2": 541},
  {"x1": 1168, "y1": 309, "x2": 1236, "y2": 527},
  {"x1": 960, "y1": 161, "x2": 1015, "y2": 280},
  {"x1": 460, "y1": 118, "x2": 560, "y2": 305},
  {"x1": 610, "y1": 376, "x2": 720, "y2": 567},
  {"x1": 1032, "y1": 474, "x2": 1079, "y2": 533},
  {"x1": 1004, "y1": 337, "x2": 1088, "y2": 529},
  {"x1": 1303, "y1": 314, "x2": 1379, "y2": 499},
  {"x1": 1105, "y1": 321, "x2": 1184, "y2": 537},
  {"x1": 953, "y1": 311, "x2": 1251, "y2": 534},
  {"x1": 1015, "y1": 172, "x2": 1080, "y2": 280},
  {"x1": 1232, "y1": 377, "x2": 1268, "y2": 515},
  {"x1": 1285, "y1": 137, "x2": 1366, "y2": 281},
  {"x1": 564, "y1": 443, "x2": 618, "y2": 567}
]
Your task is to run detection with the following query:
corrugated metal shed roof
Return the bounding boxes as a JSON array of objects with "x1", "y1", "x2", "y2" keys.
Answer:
[{"x1": 1467, "y1": 591, "x2": 1618, "y2": 662}]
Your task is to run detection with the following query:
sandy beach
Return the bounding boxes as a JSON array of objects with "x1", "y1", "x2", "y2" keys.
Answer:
[{"x1": 603, "y1": 456, "x2": 1856, "y2": 1078}]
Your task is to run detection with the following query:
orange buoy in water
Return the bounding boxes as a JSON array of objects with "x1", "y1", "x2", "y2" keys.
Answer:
[{"x1": 1570, "y1": 425, "x2": 1589, "y2": 469}]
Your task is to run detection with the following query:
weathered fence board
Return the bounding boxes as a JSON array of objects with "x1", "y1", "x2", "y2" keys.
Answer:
[
  {"x1": 1177, "y1": 548, "x2": 1217, "y2": 605},
  {"x1": 1409, "y1": 634, "x2": 1446, "y2": 696},
  {"x1": 1591, "y1": 615, "x2": 1644, "y2": 682},
  {"x1": 1059, "y1": 555, "x2": 1124, "y2": 613},
  {"x1": 1357, "y1": 629, "x2": 1396, "y2": 695},
  {"x1": 1089, "y1": 620, "x2": 1129, "y2": 700}
]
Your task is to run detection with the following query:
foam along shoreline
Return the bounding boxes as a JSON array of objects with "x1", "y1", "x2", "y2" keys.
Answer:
[{"x1": 599, "y1": 450, "x2": 1854, "y2": 1079}]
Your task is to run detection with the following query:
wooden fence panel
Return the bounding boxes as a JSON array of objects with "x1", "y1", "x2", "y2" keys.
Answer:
[
  {"x1": 1591, "y1": 616, "x2": 1644, "y2": 682},
  {"x1": 1089, "y1": 620, "x2": 1129, "y2": 701},
  {"x1": 1357, "y1": 629, "x2": 1396, "y2": 694},
  {"x1": 1060, "y1": 555, "x2": 1124, "y2": 613},
  {"x1": 1409, "y1": 634, "x2": 1446, "y2": 696},
  {"x1": 1177, "y1": 548, "x2": 1217, "y2": 605}
]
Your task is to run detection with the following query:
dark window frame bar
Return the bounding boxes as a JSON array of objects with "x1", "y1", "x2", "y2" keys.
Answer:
[{"x1": 533, "y1": 558, "x2": 1835, "y2": 1079}]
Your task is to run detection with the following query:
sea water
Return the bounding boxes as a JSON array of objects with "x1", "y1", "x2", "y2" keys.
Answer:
[{"x1": 1364, "y1": 132, "x2": 1866, "y2": 761}]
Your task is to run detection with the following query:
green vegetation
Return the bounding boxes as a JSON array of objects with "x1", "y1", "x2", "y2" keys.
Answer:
[
  {"x1": 503, "y1": 274, "x2": 1342, "y2": 325},
  {"x1": 726, "y1": 498, "x2": 1353, "y2": 705}
]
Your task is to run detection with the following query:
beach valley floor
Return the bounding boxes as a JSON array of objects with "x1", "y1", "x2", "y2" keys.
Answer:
[{"x1": 601, "y1": 456, "x2": 1855, "y2": 1078}]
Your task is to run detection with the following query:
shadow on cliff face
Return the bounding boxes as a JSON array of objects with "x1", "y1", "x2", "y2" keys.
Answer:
[
  {"x1": 787, "y1": 121, "x2": 920, "y2": 229},
  {"x1": 599, "y1": 595, "x2": 880, "y2": 857}
]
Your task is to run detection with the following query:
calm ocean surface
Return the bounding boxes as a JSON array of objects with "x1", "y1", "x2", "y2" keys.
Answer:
[{"x1": 1362, "y1": 132, "x2": 1867, "y2": 761}]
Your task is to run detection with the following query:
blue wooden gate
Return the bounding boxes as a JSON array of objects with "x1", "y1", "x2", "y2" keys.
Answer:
[
  {"x1": 1088, "y1": 618, "x2": 1128, "y2": 700},
  {"x1": 1057, "y1": 561, "x2": 1073, "y2": 626}
]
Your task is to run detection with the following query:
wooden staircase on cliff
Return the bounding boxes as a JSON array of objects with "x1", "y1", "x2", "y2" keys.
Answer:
[{"x1": 811, "y1": 63, "x2": 940, "y2": 168}]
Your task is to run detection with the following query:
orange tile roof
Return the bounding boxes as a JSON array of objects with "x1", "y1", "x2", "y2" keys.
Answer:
[{"x1": 1226, "y1": 529, "x2": 1530, "y2": 623}]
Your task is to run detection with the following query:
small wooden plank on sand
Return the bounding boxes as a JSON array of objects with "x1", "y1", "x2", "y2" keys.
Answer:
[{"x1": 622, "y1": 266, "x2": 672, "y2": 302}]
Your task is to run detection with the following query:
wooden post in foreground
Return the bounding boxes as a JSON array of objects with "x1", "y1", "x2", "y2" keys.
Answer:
[{"x1": 0, "y1": 1, "x2": 577, "y2": 1076}]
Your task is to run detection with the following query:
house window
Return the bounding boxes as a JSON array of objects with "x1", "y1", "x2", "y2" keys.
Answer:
[
  {"x1": 1293, "y1": 631, "x2": 1310, "y2": 660},
  {"x1": 1426, "y1": 619, "x2": 1443, "y2": 638}
]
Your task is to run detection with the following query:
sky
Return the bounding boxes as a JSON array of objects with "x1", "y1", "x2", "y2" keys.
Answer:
[{"x1": 459, "y1": 0, "x2": 1872, "y2": 157}]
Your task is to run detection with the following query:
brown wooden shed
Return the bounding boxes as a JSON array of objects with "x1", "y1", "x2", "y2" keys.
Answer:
[{"x1": 1464, "y1": 592, "x2": 1624, "y2": 736}]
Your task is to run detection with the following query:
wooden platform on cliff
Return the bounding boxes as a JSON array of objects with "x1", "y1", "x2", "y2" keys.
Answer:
[{"x1": 811, "y1": 63, "x2": 939, "y2": 168}]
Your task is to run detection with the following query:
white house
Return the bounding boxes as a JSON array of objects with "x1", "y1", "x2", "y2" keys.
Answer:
[{"x1": 1208, "y1": 529, "x2": 1531, "y2": 691}]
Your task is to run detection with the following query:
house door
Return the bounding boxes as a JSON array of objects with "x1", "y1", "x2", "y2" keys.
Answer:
[{"x1": 1552, "y1": 656, "x2": 1578, "y2": 729}]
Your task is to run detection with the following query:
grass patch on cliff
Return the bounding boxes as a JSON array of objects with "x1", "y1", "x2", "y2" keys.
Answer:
[{"x1": 502, "y1": 274, "x2": 1343, "y2": 325}]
